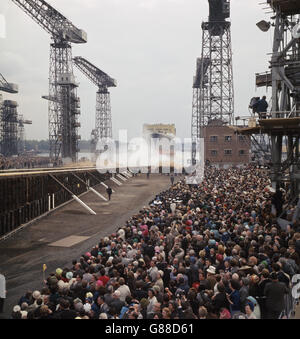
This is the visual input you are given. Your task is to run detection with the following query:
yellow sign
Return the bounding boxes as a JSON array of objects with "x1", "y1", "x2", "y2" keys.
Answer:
[{"x1": 143, "y1": 124, "x2": 176, "y2": 137}]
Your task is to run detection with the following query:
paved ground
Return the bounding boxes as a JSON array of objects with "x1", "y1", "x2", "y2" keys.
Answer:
[{"x1": 0, "y1": 173, "x2": 176, "y2": 319}]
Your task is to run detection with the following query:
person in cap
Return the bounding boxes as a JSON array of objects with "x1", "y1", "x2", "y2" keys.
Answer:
[
  {"x1": 247, "y1": 296, "x2": 261, "y2": 319},
  {"x1": 206, "y1": 266, "x2": 217, "y2": 290},
  {"x1": 245, "y1": 301, "x2": 256, "y2": 319}
]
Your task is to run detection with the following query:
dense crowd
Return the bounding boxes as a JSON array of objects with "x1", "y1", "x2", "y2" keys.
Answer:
[
  {"x1": 0, "y1": 155, "x2": 51, "y2": 170},
  {"x1": 10, "y1": 165, "x2": 300, "y2": 319}
]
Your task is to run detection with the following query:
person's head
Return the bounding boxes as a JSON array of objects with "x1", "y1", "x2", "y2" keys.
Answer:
[
  {"x1": 153, "y1": 302, "x2": 161, "y2": 313},
  {"x1": 148, "y1": 289, "x2": 154, "y2": 298},
  {"x1": 242, "y1": 277, "x2": 250, "y2": 287},
  {"x1": 217, "y1": 282, "x2": 225, "y2": 293},
  {"x1": 125, "y1": 295, "x2": 133, "y2": 305},
  {"x1": 230, "y1": 279, "x2": 240, "y2": 291},
  {"x1": 113, "y1": 290, "x2": 121, "y2": 299},
  {"x1": 162, "y1": 307, "x2": 171, "y2": 319},
  {"x1": 168, "y1": 301, "x2": 176, "y2": 312},
  {"x1": 261, "y1": 269, "x2": 270, "y2": 279},
  {"x1": 40, "y1": 305, "x2": 50, "y2": 318},
  {"x1": 198, "y1": 306, "x2": 208, "y2": 319},
  {"x1": 270, "y1": 272, "x2": 278, "y2": 281},
  {"x1": 98, "y1": 295, "x2": 105, "y2": 305},
  {"x1": 59, "y1": 299, "x2": 70, "y2": 310},
  {"x1": 245, "y1": 302, "x2": 255, "y2": 315},
  {"x1": 128, "y1": 311, "x2": 139, "y2": 319},
  {"x1": 219, "y1": 308, "x2": 231, "y2": 319},
  {"x1": 99, "y1": 313, "x2": 108, "y2": 319}
]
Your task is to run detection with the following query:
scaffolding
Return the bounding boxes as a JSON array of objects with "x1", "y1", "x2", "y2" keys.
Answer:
[{"x1": 237, "y1": 0, "x2": 300, "y2": 211}]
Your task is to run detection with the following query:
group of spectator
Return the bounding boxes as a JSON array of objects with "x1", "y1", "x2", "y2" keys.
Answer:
[
  {"x1": 10, "y1": 165, "x2": 300, "y2": 319},
  {"x1": 0, "y1": 155, "x2": 51, "y2": 170}
]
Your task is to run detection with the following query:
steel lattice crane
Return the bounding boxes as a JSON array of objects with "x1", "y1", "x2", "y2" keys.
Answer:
[
  {"x1": 0, "y1": 73, "x2": 19, "y2": 156},
  {"x1": 191, "y1": 0, "x2": 234, "y2": 165},
  {"x1": 73, "y1": 56, "x2": 117, "y2": 153},
  {"x1": 0, "y1": 72, "x2": 18, "y2": 94},
  {"x1": 11, "y1": 0, "x2": 87, "y2": 163},
  {"x1": 18, "y1": 115, "x2": 33, "y2": 154}
]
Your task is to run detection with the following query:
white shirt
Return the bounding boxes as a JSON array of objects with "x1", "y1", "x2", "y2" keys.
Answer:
[{"x1": 0, "y1": 274, "x2": 6, "y2": 299}]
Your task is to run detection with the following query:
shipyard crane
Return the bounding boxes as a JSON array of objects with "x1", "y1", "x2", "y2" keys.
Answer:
[
  {"x1": 73, "y1": 56, "x2": 117, "y2": 153},
  {"x1": 0, "y1": 72, "x2": 18, "y2": 94},
  {"x1": 11, "y1": 0, "x2": 87, "y2": 163},
  {"x1": 18, "y1": 115, "x2": 33, "y2": 154},
  {"x1": 191, "y1": 0, "x2": 234, "y2": 166},
  {"x1": 0, "y1": 73, "x2": 19, "y2": 156}
]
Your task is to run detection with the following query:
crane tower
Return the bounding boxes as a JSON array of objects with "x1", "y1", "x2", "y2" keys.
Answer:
[
  {"x1": 11, "y1": 0, "x2": 87, "y2": 163},
  {"x1": 73, "y1": 56, "x2": 117, "y2": 154},
  {"x1": 0, "y1": 72, "x2": 19, "y2": 157},
  {"x1": 191, "y1": 0, "x2": 234, "y2": 165}
]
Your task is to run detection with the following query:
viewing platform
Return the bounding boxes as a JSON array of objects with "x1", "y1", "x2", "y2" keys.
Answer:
[{"x1": 231, "y1": 112, "x2": 300, "y2": 137}]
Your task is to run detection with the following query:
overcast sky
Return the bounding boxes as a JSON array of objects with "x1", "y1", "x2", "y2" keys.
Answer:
[{"x1": 0, "y1": 0, "x2": 273, "y2": 141}]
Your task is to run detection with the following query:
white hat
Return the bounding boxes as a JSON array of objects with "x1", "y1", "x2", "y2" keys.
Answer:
[
  {"x1": 83, "y1": 303, "x2": 91, "y2": 313},
  {"x1": 32, "y1": 290, "x2": 41, "y2": 300},
  {"x1": 207, "y1": 266, "x2": 216, "y2": 275},
  {"x1": 13, "y1": 305, "x2": 21, "y2": 313}
]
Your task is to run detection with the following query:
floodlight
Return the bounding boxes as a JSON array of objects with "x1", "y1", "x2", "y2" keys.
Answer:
[{"x1": 256, "y1": 20, "x2": 271, "y2": 32}]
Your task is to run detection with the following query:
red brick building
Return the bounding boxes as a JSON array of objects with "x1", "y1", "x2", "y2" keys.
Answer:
[{"x1": 203, "y1": 119, "x2": 251, "y2": 167}]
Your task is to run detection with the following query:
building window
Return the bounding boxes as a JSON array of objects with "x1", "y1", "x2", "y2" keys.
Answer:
[
  {"x1": 239, "y1": 135, "x2": 247, "y2": 143},
  {"x1": 210, "y1": 150, "x2": 218, "y2": 156},
  {"x1": 225, "y1": 135, "x2": 232, "y2": 142},
  {"x1": 224, "y1": 149, "x2": 232, "y2": 156},
  {"x1": 210, "y1": 136, "x2": 218, "y2": 143},
  {"x1": 239, "y1": 150, "x2": 247, "y2": 156}
]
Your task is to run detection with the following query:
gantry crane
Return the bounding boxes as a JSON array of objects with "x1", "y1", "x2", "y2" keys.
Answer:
[
  {"x1": 11, "y1": 0, "x2": 87, "y2": 163},
  {"x1": 73, "y1": 56, "x2": 116, "y2": 153},
  {"x1": 0, "y1": 73, "x2": 18, "y2": 94},
  {"x1": 191, "y1": 0, "x2": 234, "y2": 166},
  {"x1": 0, "y1": 72, "x2": 19, "y2": 156},
  {"x1": 18, "y1": 115, "x2": 33, "y2": 154}
]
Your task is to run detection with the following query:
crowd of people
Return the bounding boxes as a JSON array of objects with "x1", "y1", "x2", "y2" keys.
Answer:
[
  {"x1": 10, "y1": 165, "x2": 300, "y2": 319},
  {"x1": 0, "y1": 155, "x2": 51, "y2": 170}
]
